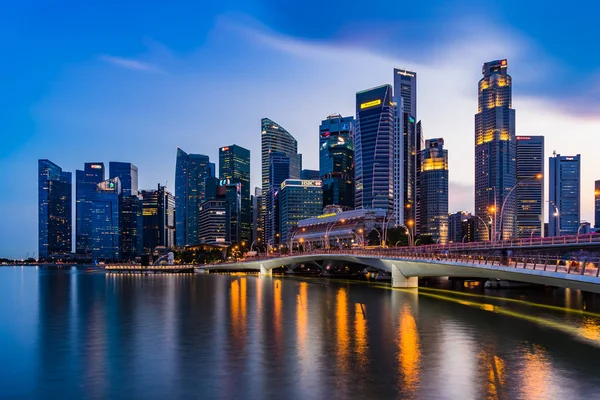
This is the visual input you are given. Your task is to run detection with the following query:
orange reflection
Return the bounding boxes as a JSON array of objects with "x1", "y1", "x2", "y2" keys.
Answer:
[
  {"x1": 354, "y1": 303, "x2": 368, "y2": 368},
  {"x1": 336, "y1": 288, "x2": 350, "y2": 370},
  {"x1": 519, "y1": 344, "x2": 551, "y2": 399},
  {"x1": 580, "y1": 316, "x2": 600, "y2": 341},
  {"x1": 230, "y1": 278, "x2": 247, "y2": 340},
  {"x1": 274, "y1": 280, "x2": 282, "y2": 340},
  {"x1": 297, "y1": 282, "x2": 308, "y2": 364},
  {"x1": 398, "y1": 304, "x2": 420, "y2": 396},
  {"x1": 477, "y1": 348, "x2": 505, "y2": 399}
]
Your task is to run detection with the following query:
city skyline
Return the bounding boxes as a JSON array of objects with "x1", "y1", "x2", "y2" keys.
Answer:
[{"x1": 4, "y1": 2, "x2": 600, "y2": 258}]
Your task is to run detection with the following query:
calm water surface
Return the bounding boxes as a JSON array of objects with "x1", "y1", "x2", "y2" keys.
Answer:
[{"x1": 2, "y1": 267, "x2": 600, "y2": 399}]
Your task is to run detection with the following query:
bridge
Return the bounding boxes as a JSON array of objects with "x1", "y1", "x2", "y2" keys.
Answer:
[{"x1": 198, "y1": 248, "x2": 600, "y2": 294}]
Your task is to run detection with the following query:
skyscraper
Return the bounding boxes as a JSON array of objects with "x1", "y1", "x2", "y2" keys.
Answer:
[
  {"x1": 91, "y1": 178, "x2": 121, "y2": 261},
  {"x1": 516, "y1": 136, "x2": 544, "y2": 237},
  {"x1": 595, "y1": 180, "x2": 600, "y2": 229},
  {"x1": 109, "y1": 162, "x2": 138, "y2": 196},
  {"x1": 355, "y1": 85, "x2": 394, "y2": 214},
  {"x1": 175, "y1": 148, "x2": 213, "y2": 246},
  {"x1": 76, "y1": 163, "x2": 105, "y2": 255},
  {"x1": 474, "y1": 59, "x2": 517, "y2": 240},
  {"x1": 204, "y1": 177, "x2": 242, "y2": 244},
  {"x1": 120, "y1": 194, "x2": 143, "y2": 260},
  {"x1": 319, "y1": 114, "x2": 354, "y2": 210},
  {"x1": 219, "y1": 145, "x2": 251, "y2": 243},
  {"x1": 393, "y1": 68, "x2": 420, "y2": 228},
  {"x1": 141, "y1": 184, "x2": 175, "y2": 253},
  {"x1": 549, "y1": 153, "x2": 580, "y2": 236},
  {"x1": 419, "y1": 139, "x2": 449, "y2": 244},
  {"x1": 266, "y1": 152, "x2": 292, "y2": 247},
  {"x1": 279, "y1": 179, "x2": 323, "y2": 244},
  {"x1": 261, "y1": 118, "x2": 300, "y2": 190},
  {"x1": 301, "y1": 169, "x2": 320, "y2": 180},
  {"x1": 38, "y1": 160, "x2": 72, "y2": 260},
  {"x1": 253, "y1": 187, "x2": 265, "y2": 245}
]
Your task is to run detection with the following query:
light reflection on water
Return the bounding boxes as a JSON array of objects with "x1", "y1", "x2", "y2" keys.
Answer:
[{"x1": 1, "y1": 268, "x2": 600, "y2": 399}]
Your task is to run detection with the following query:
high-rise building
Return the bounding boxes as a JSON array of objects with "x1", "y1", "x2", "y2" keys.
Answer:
[
  {"x1": 120, "y1": 195, "x2": 143, "y2": 260},
  {"x1": 198, "y1": 201, "x2": 227, "y2": 245},
  {"x1": 595, "y1": 181, "x2": 600, "y2": 229},
  {"x1": 279, "y1": 179, "x2": 323, "y2": 244},
  {"x1": 261, "y1": 118, "x2": 300, "y2": 190},
  {"x1": 141, "y1": 184, "x2": 175, "y2": 253},
  {"x1": 91, "y1": 178, "x2": 121, "y2": 261},
  {"x1": 301, "y1": 169, "x2": 320, "y2": 180},
  {"x1": 253, "y1": 187, "x2": 264, "y2": 245},
  {"x1": 419, "y1": 138, "x2": 449, "y2": 244},
  {"x1": 76, "y1": 163, "x2": 105, "y2": 255},
  {"x1": 448, "y1": 212, "x2": 476, "y2": 243},
  {"x1": 319, "y1": 114, "x2": 355, "y2": 210},
  {"x1": 516, "y1": 136, "x2": 544, "y2": 237},
  {"x1": 38, "y1": 160, "x2": 72, "y2": 260},
  {"x1": 266, "y1": 152, "x2": 292, "y2": 247},
  {"x1": 204, "y1": 177, "x2": 242, "y2": 244},
  {"x1": 549, "y1": 153, "x2": 580, "y2": 236},
  {"x1": 355, "y1": 85, "x2": 394, "y2": 214},
  {"x1": 393, "y1": 68, "x2": 420, "y2": 227},
  {"x1": 219, "y1": 145, "x2": 251, "y2": 243},
  {"x1": 474, "y1": 59, "x2": 517, "y2": 240},
  {"x1": 415, "y1": 121, "x2": 424, "y2": 235},
  {"x1": 175, "y1": 148, "x2": 213, "y2": 246},
  {"x1": 109, "y1": 162, "x2": 138, "y2": 196}
]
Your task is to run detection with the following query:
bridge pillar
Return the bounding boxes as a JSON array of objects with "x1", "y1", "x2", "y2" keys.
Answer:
[
  {"x1": 391, "y1": 264, "x2": 418, "y2": 288},
  {"x1": 259, "y1": 263, "x2": 272, "y2": 276}
]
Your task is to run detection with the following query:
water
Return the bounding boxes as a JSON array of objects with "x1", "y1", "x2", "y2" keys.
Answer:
[{"x1": 2, "y1": 267, "x2": 600, "y2": 399}]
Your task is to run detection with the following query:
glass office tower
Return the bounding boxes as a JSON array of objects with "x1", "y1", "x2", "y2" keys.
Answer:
[
  {"x1": 120, "y1": 194, "x2": 143, "y2": 260},
  {"x1": 319, "y1": 114, "x2": 354, "y2": 210},
  {"x1": 516, "y1": 136, "x2": 544, "y2": 237},
  {"x1": 109, "y1": 162, "x2": 138, "y2": 196},
  {"x1": 279, "y1": 180, "x2": 323, "y2": 244},
  {"x1": 175, "y1": 148, "x2": 213, "y2": 246},
  {"x1": 355, "y1": 85, "x2": 394, "y2": 214},
  {"x1": 419, "y1": 138, "x2": 449, "y2": 244},
  {"x1": 549, "y1": 153, "x2": 580, "y2": 236},
  {"x1": 219, "y1": 145, "x2": 251, "y2": 243},
  {"x1": 38, "y1": 159, "x2": 72, "y2": 260},
  {"x1": 91, "y1": 178, "x2": 121, "y2": 261},
  {"x1": 474, "y1": 59, "x2": 517, "y2": 240},
  {"x1": 76, "y1": 163, "x2": 105, "y2": 255}
]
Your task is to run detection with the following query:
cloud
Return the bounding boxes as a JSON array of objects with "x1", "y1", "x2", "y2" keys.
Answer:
[{"x1": 99, "y1": 54, "x2": 162, "y2": 73}]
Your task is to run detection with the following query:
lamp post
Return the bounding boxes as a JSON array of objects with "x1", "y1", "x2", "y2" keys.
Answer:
[
  {"x1": 475, "y1": 214, "x2": 492, "y2": 241},
  {"x1": 498, "y1": 174, "x2": 543, "y2": 240},
  {"x1": 289, "y1": 228, "x2": 305, "y2": 255},
  {"x1": 325, "y1": 219, "x2": 345, "y2": 249},
  {"x1": 400, "y1": 223, "x2": 414, "y2": 247},
  {"x1": 547, "y1": 200, "x2": 560, "y2": 236},
  {"x1": 382, "y1": 213, "x2": 394, "y2": 248}
]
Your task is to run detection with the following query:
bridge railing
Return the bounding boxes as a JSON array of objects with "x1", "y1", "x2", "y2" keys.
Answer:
[{"x1": 223, "y1": 249, "x2": 600, "y2": 278}]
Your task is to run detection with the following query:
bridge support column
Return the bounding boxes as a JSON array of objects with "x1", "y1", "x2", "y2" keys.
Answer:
[
  {"x1": 259, "y1": 264, "x2": 272, "y2": 276},
  {"x1": 391, "y1": 264, "x2": 418, "y2": 288}
]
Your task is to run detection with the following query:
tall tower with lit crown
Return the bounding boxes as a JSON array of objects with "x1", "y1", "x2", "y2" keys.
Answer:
[{"x1": 474, "y1": 59, "x2": 516, "y2": 240}]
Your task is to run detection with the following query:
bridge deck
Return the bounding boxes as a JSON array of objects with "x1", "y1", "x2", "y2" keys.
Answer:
[{"x1": 105, "y1": 265, "x2": 195, "y2": 273}]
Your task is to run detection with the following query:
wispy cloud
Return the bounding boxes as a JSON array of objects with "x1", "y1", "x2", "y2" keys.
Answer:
[{"x1": 99, "y1": 54, "x2": 162, "y2": 73}]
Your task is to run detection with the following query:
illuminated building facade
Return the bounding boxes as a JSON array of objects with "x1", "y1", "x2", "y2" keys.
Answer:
[
  {"x1": 141, "y1": 184, "x2": 175, "y2": 253},
  {"x1": 516, "y1": 136, "x2": 544, "y2": 237},
  {"x1": 175, "y1": 148, "x2": 214, "y2": 246},
  {"x1": 419, "y1": 139, "x2": 448, "y2": 243},
  {"x1": 119, "y1": 194, "x2": 143, "y2": 260},
  {"x1": 549, "y1": 153, "x2": 580, "y2": 236},
  {"x1": 109, "y1": 162, "x2": 138, "y2": 196},
  {"x1": 266, "y1": 152, "x2": 291, "y2": 247},
  {"x1": 279, "y1": 180, "x2": 323, "y2": 244},
  {"x1": 198, "y1": 201, "x2": 227, "y2": 245},
  {"x1": 595, "y1": 180, "x2": 600, "y2": 229},
  {"x1": 38, "y1": 159, "x2": 72, "y2": 260},
  {"x1": 474, "y1": 59, "x2": 516, "y2": 240},
  {"x1": 204, "y1": 177, "x2": 242, "y2": 244},
  {"x1": 448, "y1": 212, "x2": 476, "y2": 243},
  {"x1": 393, "y1": 68, "x2": 420, "y2": 228},
  {"x1": 76, "y1": 162, "x2": 105, "y2": 255},
  {"x1": 219, "y1": 145, "x2": 251, "y2": 243},
  {"x1": 355, "y1": 85, "x2": 394, "y2": 214},
  {"x1": 91, "y1": 178, "x2": 121, "y2": 261},
  {"x1": 319, "y1": 114, "x2": 354, "y2": 210},
  {"x1": 253, "y1": 187, "x2": 264, "y2": 244}
]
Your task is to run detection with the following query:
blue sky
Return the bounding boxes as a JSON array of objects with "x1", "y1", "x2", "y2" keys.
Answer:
[{"x1": 2, "y1": 0, "x2": 599, "y2": 258}]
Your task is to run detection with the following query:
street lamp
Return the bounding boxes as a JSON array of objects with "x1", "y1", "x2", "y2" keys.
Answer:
[
  {"x1": 382, "y1": 213, "x2": 394, "y2": 248},
  {"x1": 325, "y1": 219, "x2": 345, "y2": 249},
  {"x1": 475, "y1": 214, "x2": 492, "y2": 241},
  {"x1": 547, "y1": 200, "x2": 560, "y2": 236},
  {"x1": 498, "y1": 174, "x2": 543, "y2": 240},
  {"x1": 289, "y1": 228, "x2": 305, "y2": 255}
]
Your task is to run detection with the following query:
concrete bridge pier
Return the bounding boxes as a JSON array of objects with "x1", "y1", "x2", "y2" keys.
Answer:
[
  {"x1": 259, "y1": 264, "x2": 272, "y2": 276},
  {"x1": 391, "y1": 263, "x2": 418, "y2": 288}
]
